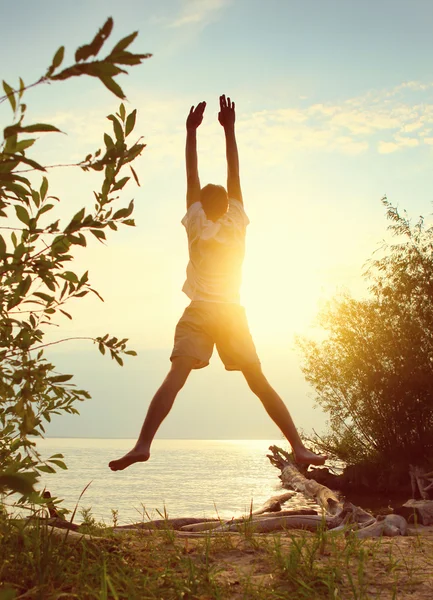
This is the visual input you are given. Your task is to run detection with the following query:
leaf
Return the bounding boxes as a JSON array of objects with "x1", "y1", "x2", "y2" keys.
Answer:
[
  {"x1": 119, "y1": 103, "x2": 126, "y2": 121},
  {"x1": 15, "y1": 205, "x2": 30, "y2": 226},
  {"x1": 125, "y1": 350, "x2": 137, "y2": 356},
  {"x1": 0, "y1": 235, "x2": 6, "y2": 256},
  {"x1": 14, "y1": 138, "x2": 36, "y2": 153},
  {"x1": 48, "y1": 459, "x2": 67, "y2": 470},
  {"x1": 11, "y1": 154, "x2": 46, "y2": 172},
  {"x1": 90, "y1": 288, "x2": 104, "y2": 302},
  {"x1": 109, "y1": 51, "x2": 152, "y2": 66},
  {"x1": 18, "y1": 275, "x2": 32, "y2": 297},
  {"x1": 51, "y1": 374, "x2": 73, "y2": 383},
  {"x1": 99, "y1": 75, "x2": 126, "y2": 100},
  {"x1": 60, "y1": 271, "x2": 79, "y2": 283},
  {"x1": 67, "y1": 207, "x2": 85, "y2": 229},
  {"x1": 0, "y1": 472, "x2": 36, "y2": 495},
  {"x1": 130, "y1": 165, "x2": 140, "y2": 186},
  {"x1": 104, "y1": 133, "x2": 115, "y2": 148},
  {"x1": 75, "y1": 17, "x2": 114, "y2": 62},
  {"x1": 91, "y1": 229, "x2": 106, "y2": 241},
  {"x1": 2, "y1": 80, "x2": 16, "y2": 112},
  {"x1": 52, "y1": 46, "x2": 65, "y2": 70},
  {"x1": 36, "y1": 465, "x2": 56, "y2": 474},
  {"x1": 113, "y1": 354, "x2": 124, "y2": 366},
  {"x1": 109, "y1": 31, "x2": 138, "y2": 56},
  {"x1": 38, "y1": 203, "x2": 54, "y2": 216},
  {"x1": 51, "y1": 235, "x2": 71, "y2": 255},
  {"x1": 34, "y1": 292, "x2": 54, "y2": 303},
  {"x1": 108, "y1": 114, "x2": 124, "y2": 143},
  {"x1": 112, "y1": 176, "x2": 130, "y2": 192},
  {"x1": 40, "y1": 177, "x2": 48, "y2": 201},
  {"x1": 98, "y1": 342, "x2": 106, "y2": 355},
  {"x1": 125, "y1": 109, "x2": 136, "y2": 136},
  {"x1": 60, "y1": 309, "x2": 72, "y2": 320},
  {"x1": 20, "y1": 123, "x2": 62, "y2": 133},
  {"x1": 112, "y1": 199, "x2": 134, "y2": 220}
]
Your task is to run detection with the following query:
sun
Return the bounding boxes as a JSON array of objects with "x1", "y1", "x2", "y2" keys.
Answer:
[{"x1": 241, "y1": 242, "x2": 325, "y2": 345}]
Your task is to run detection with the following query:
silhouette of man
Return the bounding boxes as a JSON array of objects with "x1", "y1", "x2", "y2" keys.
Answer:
[{"x1": 109, "y1": 96, "x2": 326, "y2": 471}]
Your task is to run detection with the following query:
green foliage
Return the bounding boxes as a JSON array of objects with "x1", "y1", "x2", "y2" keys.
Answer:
[
  {"x1": 0, "y1": 19, "x2": 150, "y2": 498},
  {"x1": 298, "y1": 197, "x2": 433, "y2": 475}
]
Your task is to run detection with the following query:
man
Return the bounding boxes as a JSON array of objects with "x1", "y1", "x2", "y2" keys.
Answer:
[{"x1": 109, "y1": 95, "x2": 326, "y2": 471}]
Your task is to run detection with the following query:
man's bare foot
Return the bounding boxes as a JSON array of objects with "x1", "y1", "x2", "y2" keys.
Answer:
[
  {"x1": 293, "y1": 447, "x2": 327, "y2": 466},
  {"x1": 109, "y1": 446, "x2": 150, "y2": 471}
]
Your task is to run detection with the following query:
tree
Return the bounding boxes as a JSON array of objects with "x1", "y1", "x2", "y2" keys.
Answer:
[
  {"x1": 298, "y1": 197, "x2": 433, "y2": 485},
  {"x1": 0, "y1": 18, "x2": 151, "y2": 499}
]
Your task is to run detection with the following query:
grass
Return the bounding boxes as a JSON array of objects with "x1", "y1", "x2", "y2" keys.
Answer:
[{"x1": 0, "y1": 507, "x2": 432, "y2": 599}]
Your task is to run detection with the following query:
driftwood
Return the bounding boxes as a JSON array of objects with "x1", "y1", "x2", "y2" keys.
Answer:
[
  {"x1": 267, "y1": 445, "x2": 342, "y2": 515},
  {"x1": 113, "y1": 517, "x2": 219, "y2": 531},
  {"x1": 214, "y1": 514, "x2": 340, "y2": 534},
  {"x1": 48, "y1": 526, "x2": 109, "y2": 544},
  {"x1": 250, "y1": 492, "x2": 295, "y2": 516},
  {"x1": 116, "y1": 493, "x2": 297, "y2": 534},
  {"x1": 354, "y1": 514, "x2": 407, "y2": 538},
  {"x1": 180, "y1": 521, "x2": 225, "y2": 532},
  {"x1": 410, "y1": 466, "x2": 433, "y2": 500},
  {"x1": 180, "y1": 510, "x2": 318, "y2": 532},
  {"x1": 42, "y1": 490, "x2": 65, "y2": 520},
  {"x1": 267, "y1": 445, "x2": 410, "y2": 538},
  {"x1": 397, "y1": 499, "x2": 433, "y2": 525}
]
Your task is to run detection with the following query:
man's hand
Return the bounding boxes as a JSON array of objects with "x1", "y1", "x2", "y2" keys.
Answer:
[
  {"x1": 218, "y1": 94, "x2": 235, "y2": 129},
  {"x1": 186, "y1": 101, "x2": 206, "y2": 131}
]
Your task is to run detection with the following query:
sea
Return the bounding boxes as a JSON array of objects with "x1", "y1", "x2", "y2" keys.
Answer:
[{"x1": 26, "y1": 438, "x2": 318, "y2": 526}]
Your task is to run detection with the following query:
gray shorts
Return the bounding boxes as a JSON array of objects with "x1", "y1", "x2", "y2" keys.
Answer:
[{"x1": 170, "y1": 301, "x2": 260, "y2": 371}]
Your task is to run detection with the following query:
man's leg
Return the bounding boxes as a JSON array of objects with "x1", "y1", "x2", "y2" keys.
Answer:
[
  {"x1": 241, "y1": 364, "x2": 326, "y2": 466},
  {"x1": 109, "y1": 356, "x2": 196, "y2": 471}
]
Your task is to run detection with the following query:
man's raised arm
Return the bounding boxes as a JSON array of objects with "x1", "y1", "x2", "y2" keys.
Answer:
[
  {"x1": 218, "y1": 94, "x2": 243, "y2": 205},
  {"x1": 185, "y1": 101, "x2": 206, "y2": 209}
]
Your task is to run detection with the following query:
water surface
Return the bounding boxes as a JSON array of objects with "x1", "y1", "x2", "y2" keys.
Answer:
[{"x1": 33, "y1": 438, "x2": 317, "y2": 525}]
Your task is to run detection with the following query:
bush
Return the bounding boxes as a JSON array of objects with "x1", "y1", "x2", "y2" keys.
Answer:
[{"x1": 298, "y1": 197, "x2": 433, "y2": 481}]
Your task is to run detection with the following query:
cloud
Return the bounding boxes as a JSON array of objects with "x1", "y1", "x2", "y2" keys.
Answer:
[
  {"x1": 38, "y1": 79, "x2": 433, "y2": 175},
  {"x1": 169, "y1": 0, "x2": 229, "y2": 28},
  {"x1": 233, "y1": 80, "x2": 433, "y2": 162},
  {"x1": 378, "y1": 141, "x2": 399, "y2": 154}
]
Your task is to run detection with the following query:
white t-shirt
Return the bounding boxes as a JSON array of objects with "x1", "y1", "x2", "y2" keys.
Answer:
[{"x1": 181, "y1": 199, "x2": 250, "y2": 303}]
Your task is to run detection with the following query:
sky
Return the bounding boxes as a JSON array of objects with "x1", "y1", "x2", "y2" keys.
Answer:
[{"x1": 3, "y1": 0, "x2": 433, "y2": 440}]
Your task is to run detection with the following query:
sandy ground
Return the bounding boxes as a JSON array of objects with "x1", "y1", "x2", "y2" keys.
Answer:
[{"x1": 174, "y1": 525, "x2": 433, "y2": 599}]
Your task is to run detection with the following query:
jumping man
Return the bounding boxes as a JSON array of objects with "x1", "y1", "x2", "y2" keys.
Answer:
[{"x1": 109, "y1": 95, "x2": 326, "y2": 471}]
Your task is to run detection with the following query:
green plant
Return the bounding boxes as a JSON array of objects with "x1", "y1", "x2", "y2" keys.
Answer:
[
  {"x1": 0, "y1": 17, "x2": 151, "y2": 499},
  {"x1": 298, "y1": 197, "x2": 433, "y2": 478}
]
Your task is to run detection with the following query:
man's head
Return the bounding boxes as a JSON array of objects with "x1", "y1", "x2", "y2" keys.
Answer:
[{"x1": 200, "y1": 184, "x2": 229, "y2": 221}]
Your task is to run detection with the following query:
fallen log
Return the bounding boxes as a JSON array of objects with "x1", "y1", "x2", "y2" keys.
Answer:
[
  {"x1": 113, "y1": 517, "x2": 219, "y2": 531},
  {"x1": 215, "y1": 514, "x2": 340, "y2": 534},
  {"x1": 267, "y1": 445, "x2": 410, "y2": 538},
  {"x1": 250, "y1": 492, "x2": 295, "y2": 516},
  {"x1": 409, "y1": 466, "x2": 433, "y2": 500},
  {"x1": 267, "y1": 445, "x2": 342, "y2": 515},
  {"x1": 180, "y1": 510, "x2": 319, "y2": 533},
  {"x1": 354, "y1": 514, "x2": 407, "y2": 538},
  {"x1": 396, "y1": 499, "x2": 433, "y2": 525},
  {"x1": 180, "y1": 521, "x2": 226, "y2": 532}
]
